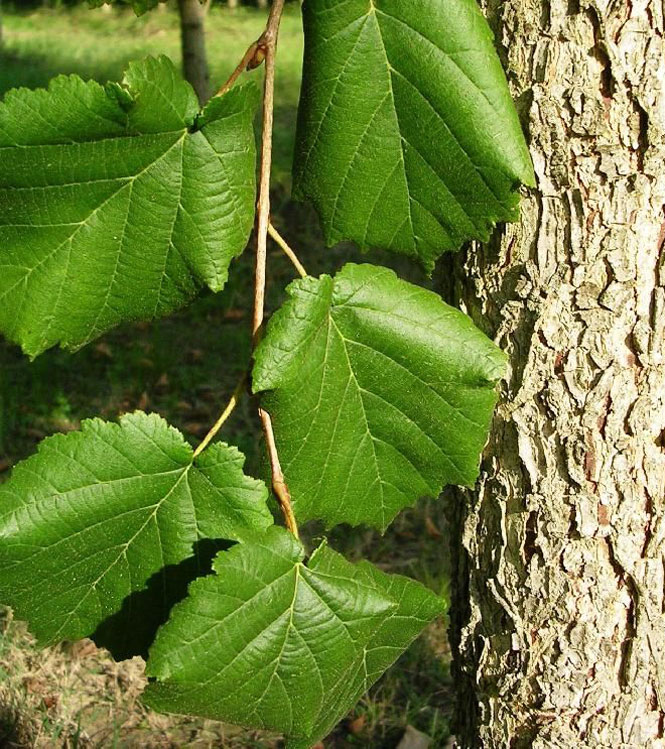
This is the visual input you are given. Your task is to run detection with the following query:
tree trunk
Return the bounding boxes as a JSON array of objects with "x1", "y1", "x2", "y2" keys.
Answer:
[
  {"x1": 448, "y1": 1, "x2": 665, "y2": 746},
  {"x1": 177, "y1": 0, "x2": 210, "y2": 105}
]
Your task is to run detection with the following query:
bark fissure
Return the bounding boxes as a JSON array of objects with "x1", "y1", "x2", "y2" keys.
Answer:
[{"x1": 449, "y1": 1, "x2": 665, "y2": 746}]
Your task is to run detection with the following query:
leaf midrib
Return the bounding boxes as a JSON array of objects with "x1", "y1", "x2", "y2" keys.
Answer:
[
  {"x1": 0, "y1": 133, "x2": 187, "y2": 313},
  {"x1": 2, "y1": 132, "x2": 190, "y2": 351},
  {"x1": 329, "y1": 315, "x2": 387, "y2": 527},
  {"x1": 369, "y1": 5, "x2": 502, "y2": 233},
  {"x1": 48, "y1": 466, "x2": 193, "y2": 641},
  {"x1": 300, "y1": 0, "x2": 517, "y2": 260},
  {"x1": 0, "y1": 127, "x2": 186, "y2": 152},
  {"x1": 2, "y1": 444, "x2": 227, "y2": 646},
  {"x1": 327, "y1": 309, "x2": 472, "y2": 513},
  {"x1": 6, "y1": 463, "x2": 193, "y2": 577},
  {"x1": 160, "y1": 561, "x2": 374, "y2": 735}
]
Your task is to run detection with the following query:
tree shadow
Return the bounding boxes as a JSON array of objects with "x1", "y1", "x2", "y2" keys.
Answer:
[
  {"x1": 0, "y1": 697, "x2": 33, "y2": 749},
  {"x1": 91, "y1": 538, "x2": 233, "y2": 662}
]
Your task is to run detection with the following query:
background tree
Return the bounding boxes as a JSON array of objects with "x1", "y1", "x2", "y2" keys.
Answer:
[
  {"x1": 142, "y1": 0, "x2": 280, "y2": 106},
  {"x1": 177, "y1": 0, "x2": 210, "y2": 103},
  {"x1": 448, "y1": 0, "x2": 665, "y2": 745}
]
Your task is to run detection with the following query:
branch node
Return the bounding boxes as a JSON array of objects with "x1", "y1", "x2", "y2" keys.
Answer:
[{"x1": 247, "y1": 43, "x2": 267, "y2": 71}]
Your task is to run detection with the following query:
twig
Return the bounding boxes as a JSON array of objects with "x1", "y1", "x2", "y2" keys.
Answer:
[
  {"x1": 252, "y1": 0, "x2": 299, "y2": 538},
  {"x1": 252, "y1": 0, "x2": 286, "y2": 342},
  {"x1": 215, "y1": 39, "x2": 264, "y2": 98},
  {"x1": 268, "y1": 222, "x2": 308, "y2": 278},
  {"x1": 261, "y1": 410, "x2": 299, "y2": 538},
  {"x1": 192, "y1": 376, "x2": 245, "y2": 459}
]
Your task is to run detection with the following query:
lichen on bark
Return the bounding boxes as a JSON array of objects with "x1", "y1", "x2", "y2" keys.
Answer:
[{"x1": 448, "y1": 1, "x2": 665, "y2": 746}]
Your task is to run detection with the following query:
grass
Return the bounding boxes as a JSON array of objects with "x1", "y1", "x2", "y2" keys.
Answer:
[{"x1": 0, "y1": 5, "x2": 452, "y2": 747}]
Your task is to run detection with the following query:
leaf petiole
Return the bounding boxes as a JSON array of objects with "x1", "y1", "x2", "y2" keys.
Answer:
[
  {"x1": 192, "y1": 375, "x2": 246, "y2": 459},
  {"x1": 261, "y1": 410, "x2": 299, "y2": 539},
  {"x1": 268, "y1": 221, "x2": 308, "y2": 278}
]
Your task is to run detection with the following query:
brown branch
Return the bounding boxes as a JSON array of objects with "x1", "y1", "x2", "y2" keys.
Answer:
[
  {"x1": 260, "y1": 410, "x2": 299, "y2": 538},
  {"x1": 252, "y1": 0, "x2": 299, "y2": 538},
  {"x1": 252, "y1": 0, "x2": 286, "y2": 342},
  {"x1": 215, "y1": 38, "x2": 266, "y2": 98}
]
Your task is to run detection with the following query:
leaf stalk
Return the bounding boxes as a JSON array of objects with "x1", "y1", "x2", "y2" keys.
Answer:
[
  {"x1": 268, "y1": 222, "x2": 308, "y2": 278},
  {"x1": 192, "y1": 375, "x2": 246, "y2": 459}
]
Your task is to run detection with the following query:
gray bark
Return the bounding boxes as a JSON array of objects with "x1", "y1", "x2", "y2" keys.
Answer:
[
  {"x1": 448, "y1": 1, "x2": 665, "y2": 747},
  {"x1": 177, "y1": 0, "x2": 210, "y2": 105}
]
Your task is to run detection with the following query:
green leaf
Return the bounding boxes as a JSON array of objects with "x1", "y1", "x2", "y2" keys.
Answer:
[
  {"x1": 0, "y1": 412, "x2": 272, "y2": 657},
  {"x1": 0, "y1": 56, "x2": 258, "y2": 357},
  {"x1": 285, "y1": 556, "x2": 446, "y2": 749},
  {"x1": 144, "y1": 527, "x2": 443, "y2": 746},
  {"x1": 253, "y1": 263, "x2": 506, "y2": 531},
  {"x1": 293, "y1": 0, "x2": 535, "y2": 269}
]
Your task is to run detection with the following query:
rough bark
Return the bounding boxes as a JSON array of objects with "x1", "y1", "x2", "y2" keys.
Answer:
[
  {"x1": 449, "y1": 1, "x2": 665, "y2": 746},
  {"x1": 177, "y1": 0, "x2": 210, "y2": 105}
]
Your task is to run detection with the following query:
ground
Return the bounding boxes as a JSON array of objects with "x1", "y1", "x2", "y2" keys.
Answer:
[{"x1": 0, "y1": 5, "x2": 452, "y2": 747}]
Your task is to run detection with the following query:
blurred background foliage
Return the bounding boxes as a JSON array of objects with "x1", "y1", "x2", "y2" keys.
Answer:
[{"x1": 0, "y1": 3, "x2": 454, "y2": 746}]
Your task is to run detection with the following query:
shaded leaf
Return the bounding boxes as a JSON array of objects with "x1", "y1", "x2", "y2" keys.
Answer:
[
  {"x1": 144, "y1": 527, "x2": 443, "y2": 746},
  {"x1": 0, "y1": 56, "x2": 258, "y2": 357},
  {"x1": 293, "y1": 0, "x2": 534, "y2": 269},
  {"x1": 253, "y1": 263, "x2": 506, "y2": 531},
  {"x1": 0, "y1": 412, "x2": 271, "y2": 655},
  {"x1": 285, "y1": 552, "x2": 446, "y2": 749}
]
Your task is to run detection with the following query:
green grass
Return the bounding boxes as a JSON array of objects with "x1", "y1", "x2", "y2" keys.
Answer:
[{"x1": 0, "y1": 5, "x2": 452, "y2": 747}]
